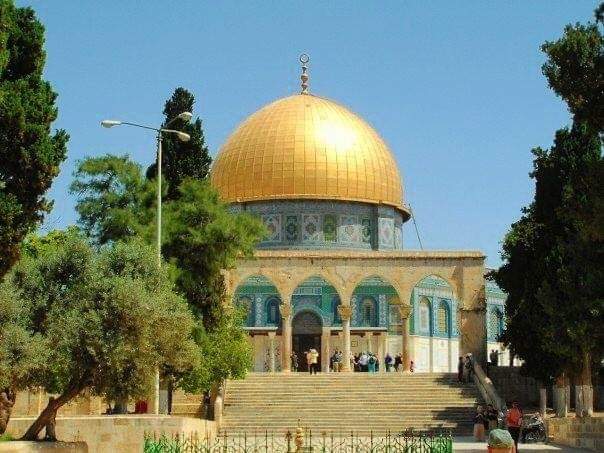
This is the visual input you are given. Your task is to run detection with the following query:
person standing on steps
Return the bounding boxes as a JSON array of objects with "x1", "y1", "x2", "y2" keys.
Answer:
[
  {"x1": 359, "y1": 351, "x2": 369, "y2": 372},
  {"x1": 385, "y1": 352, "x2": 393, "y2": 372},
  {"x1": 394, "y1": 353, "x2": 402, "y2": 372},
  {"x1": 465, "y1": 354, "x2": 474, "y2": 383},
  {"x1": 308, "y1": 348, "x2": 319, "y2": 374},
  {"x1": 368, "y1": 353, "x2": 377, "y2": 373},
  {"x1": 457, "y1": 356, "x2": 464, "y2": 382},
  {"x1": 473, "y1": 406, "x2": 486, "y2": 442},
  {"x1": 291, "y1": 352, "x2": 298, "y2": 372}
]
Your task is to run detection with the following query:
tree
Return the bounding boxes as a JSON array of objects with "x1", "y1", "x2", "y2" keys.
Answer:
[
  {"x1": 0, "y1": 281, "x2": 47, "y2": 434},
  {"x1": 146, "y1": 87, "x2": 212, "y2": 200},
  {"x1": 541, "y1": 10, "x2": 604, "y2": 131},
  {"x1": 4, "y1": 231, "x2": 199, "y2": 440},
  {"x1": 0, "y1": 0, "x2": 68, "y2": 277},
  {"x1": 69, "y1": 155, "x2": 153, "y2": 246},
  {"x1": 162, "y1": 179, "x2": 265, "y2": 329},
  {"x1": 179, "y1": 308, "x2": 253, "y2": 394},
  {"x1": 493, "y1": 6, "x2": 604, "y2": 416}
]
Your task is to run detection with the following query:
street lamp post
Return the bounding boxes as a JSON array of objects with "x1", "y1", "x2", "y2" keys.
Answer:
[{"x1": 101, "y1": 112, "x2": 192, "y2": 414}]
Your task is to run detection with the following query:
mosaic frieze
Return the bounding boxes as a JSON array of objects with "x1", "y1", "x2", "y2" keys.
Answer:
[{"x1": 262, "y1": 214, "x2": 282, "y2": 242}]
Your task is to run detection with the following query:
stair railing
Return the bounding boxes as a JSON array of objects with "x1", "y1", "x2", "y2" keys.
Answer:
[{"x1": 473, "y1": 362, "x2": 506, "y2": 412}]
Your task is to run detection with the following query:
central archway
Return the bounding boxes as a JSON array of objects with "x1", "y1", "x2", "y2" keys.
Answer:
[{"x1": 292, "y1": 310, "x2": 323, "y2": 372}]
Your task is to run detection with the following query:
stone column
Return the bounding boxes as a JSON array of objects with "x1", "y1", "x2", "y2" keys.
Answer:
[
  {"x1": 377, "y1": 333, "x2": 387, "y2": 373},
  {"x1": 281, "y1": 304, "x2": 292, "y2": 373},
  {"x1": 268, "y1": 332, "x2": 276, "y2": 373},
  {"x1": 338, "y1": 305, "x2": 353, "y2": 372},
  {"x1": 321, "y1": 327, "x2": 331, "y2": 373},
  {"x1": 399, "y1": 305, "x2": 412, "y2": 372}
]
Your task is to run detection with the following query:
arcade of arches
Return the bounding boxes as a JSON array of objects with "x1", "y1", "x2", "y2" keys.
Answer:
[{"x1": 229, "y1": 250, "x2": 508, "y2": 373}]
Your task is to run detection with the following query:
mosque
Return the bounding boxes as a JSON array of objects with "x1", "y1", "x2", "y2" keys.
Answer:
[{"x1": 210, "y1": 57, "x2": 508, "y2": 373}]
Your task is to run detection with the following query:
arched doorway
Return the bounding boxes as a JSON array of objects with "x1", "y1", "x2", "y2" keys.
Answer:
[{"x1": 292, "y1": 311, "x2": 323, "y2": 372}]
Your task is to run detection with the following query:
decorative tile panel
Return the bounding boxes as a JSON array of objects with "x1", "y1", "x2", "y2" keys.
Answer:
[
  {"x1": 361, "y1": 217, "x2": 372, "y2": 244},
  {"x1": 378, "y1": 294, "x2": 388, "y2": 327},
  {"x1": 262, "y1": 214, "x2": 281, "y2": 242},
  {"x1": 284, "y1": 215, "x2": 299, "y2": 242},
  {"x1": 350, "y1": 295, "x2": 359, "y2": 326},
  {"x1": 323, "y1": 214, "x2": 337, "y2": 242},
  {"x1": 255, "y1": 296, "x2": 263, "y2": 327},
  {"x1": 394, "y1": 225, "x2": 403, "y2": 250},
  {"x1": 378, "y1": 217, "x2": 394, "y2": 248},
  {"x1": 339, "y1": 215, "x2": 360, "y2": 244},
  {"x1": 302, "y1": 214, "x2": 321, "y2": 242}
]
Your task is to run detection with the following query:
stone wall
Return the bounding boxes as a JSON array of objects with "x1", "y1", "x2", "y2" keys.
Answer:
[
  {"x1": 12, "y1": 392, "x2": 103, "y2": 418},
  {"x1": 0, "y1": 441, "x2": 87, "y2": 452},
  {"x1": 546, "y1": 416, "x2": 604, "y2": 451},
  {"x1": 488, "y1": 366, "x2": 539, "y2": 407},
  {"x1": 6, "y1": 415, "x2": 216, "y2": 453}
]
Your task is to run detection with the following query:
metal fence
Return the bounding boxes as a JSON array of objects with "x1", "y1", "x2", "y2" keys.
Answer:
[{"x1": 143, "y1": 429, "x2": 454, "y2": 452}]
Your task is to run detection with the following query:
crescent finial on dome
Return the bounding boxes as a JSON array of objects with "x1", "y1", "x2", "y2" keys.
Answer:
[{"x1": 299, "y1": 53, "x2": 310, "y2": 94}]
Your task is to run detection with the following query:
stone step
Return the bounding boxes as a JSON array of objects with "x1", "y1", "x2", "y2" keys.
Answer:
[{"x1": 221, "y1": 373, "x2": 481, "y2": 436}]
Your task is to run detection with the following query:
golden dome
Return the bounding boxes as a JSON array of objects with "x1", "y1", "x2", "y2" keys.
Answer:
[{"x1": 210, "y1": 94, "x2": 409, "y2": 218}]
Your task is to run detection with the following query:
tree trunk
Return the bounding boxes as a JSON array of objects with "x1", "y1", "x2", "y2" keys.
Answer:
[
  {"x1": 539, "y1": 386, "x2": 547, "y2": 417},
  {"x1": 0, "y1": 388, "x2": 16, "y2": 435},
  {"x1": 554, "y1": 373, "x2": 569, "y2": 418},
  {"x1": 575, "y1": 351, "x2": 593, "y2": 417},
  {"x1": 20, "y1": 386, "x2": 82, "y2": 441}
]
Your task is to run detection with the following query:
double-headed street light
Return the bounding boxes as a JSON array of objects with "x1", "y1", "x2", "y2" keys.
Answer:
[
  {"x1": 101, "y1": 112, "x2": 191, "y2": 266},
  {"x1": 100, "y1": 111, "x2": 192, "y2": 414}
]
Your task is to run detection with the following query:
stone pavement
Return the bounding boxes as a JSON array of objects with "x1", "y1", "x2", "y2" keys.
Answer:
[{"x1": 453, "y1": 437, "x2": 588, "y2": 452}]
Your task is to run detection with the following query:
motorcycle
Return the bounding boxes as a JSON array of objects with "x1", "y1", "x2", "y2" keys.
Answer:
[{"x1": 521, "y1": 413, "x2": 546, "y2": 443}]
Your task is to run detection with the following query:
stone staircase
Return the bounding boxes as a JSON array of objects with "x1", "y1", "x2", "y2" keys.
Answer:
[{"x1": 220, "y1": 373, "x2": 481, "y2": 435}]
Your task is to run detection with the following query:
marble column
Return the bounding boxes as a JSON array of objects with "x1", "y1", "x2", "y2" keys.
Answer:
[
  {"x1": 338, "y1": 305, "x2": 353, "y2": 372},
  {"x1": 281, "y1": 304, "x2": 292, "y2": 372},
  {"x1": 399, "y1": 305, "x2": 412, "y2": 372},
  {"x1": 268, "y1": 331, "x2": 276, "y2": 373},
  {"x1": 321, "y1": 327, "x2": 331, "y2": 372}
]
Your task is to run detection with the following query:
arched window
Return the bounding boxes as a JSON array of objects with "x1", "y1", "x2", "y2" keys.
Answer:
[
  {"x1": 266, "y1": 298, "x2": 280, "y2": 325},
  {"x1": 437, "y1": 301, "x2": 449, "y2": 336},
  {"x1": 418, "y1": 297, "x2": 431, "y2": 335},
  {"x1": 361, "y1": 297, "x2": 376, "y2": 326},
  {"x1": 332, "y1": 297, "x2": 341, "y2": 324}
]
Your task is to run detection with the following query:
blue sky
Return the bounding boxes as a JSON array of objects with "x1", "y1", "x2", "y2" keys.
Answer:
[{"x1": 18, "y1": 1, "x2": 597, "y2": 267}]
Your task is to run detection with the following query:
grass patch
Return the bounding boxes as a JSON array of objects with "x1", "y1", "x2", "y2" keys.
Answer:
[{"x1": 0, "y1": 433, "x2": 14, "y2": 441}]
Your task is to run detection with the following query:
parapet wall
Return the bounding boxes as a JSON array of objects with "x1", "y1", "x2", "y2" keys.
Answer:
[
  {"x1": 488, "y1": 366, "x2": 539, "y2": 406},
  {"x1": 6, "y1": 415, "x2": 216, "y2": 453},
  {"x1": 547, "y1": 416, "x2": 604, "y2": 452}
]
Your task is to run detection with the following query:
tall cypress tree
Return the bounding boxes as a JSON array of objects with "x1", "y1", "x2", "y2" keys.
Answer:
[
  {"x1": 146, "y1": 87, "x2": 212, "y2": 200},
  {"x1": 493, "y1": 5, "x2": 603, "y2": 416},
  {"x1": 0, "y1": 0, "x2": 68, "y2": 277}
]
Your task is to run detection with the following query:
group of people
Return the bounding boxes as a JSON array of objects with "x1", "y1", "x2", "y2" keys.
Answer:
[
  {"x1": 473, "y1": 401, "x2": 523, "y2": 451},
  {"x1": 457, "y1": 354, "x2": 475, "y2": 383},
  {"x1": 291, "y1": 349, "x2": 413, "y2": 373}
]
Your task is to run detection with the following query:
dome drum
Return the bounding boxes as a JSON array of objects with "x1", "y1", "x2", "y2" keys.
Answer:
[{"x1": 230, "y1": 199, "x2": 404, "y2": 251}]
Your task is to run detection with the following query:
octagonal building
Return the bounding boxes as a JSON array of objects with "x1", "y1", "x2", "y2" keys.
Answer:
[{"x1": 210, "y1": 61, "x2": 508, "y2": 373}]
